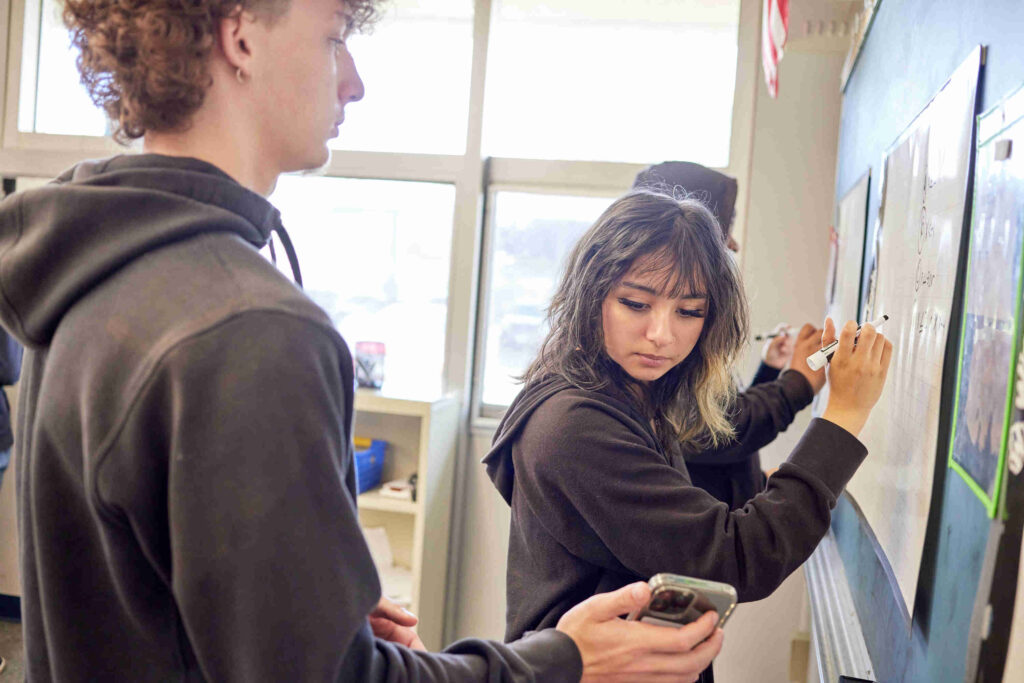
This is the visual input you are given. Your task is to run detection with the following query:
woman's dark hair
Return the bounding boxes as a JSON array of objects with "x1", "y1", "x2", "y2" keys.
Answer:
[
  {"x1": 522, "y1": 189, "x2": 750, "y2": 451},
  {"x1": 62, "y1": 0, "x2": 382, "y2": 143}
]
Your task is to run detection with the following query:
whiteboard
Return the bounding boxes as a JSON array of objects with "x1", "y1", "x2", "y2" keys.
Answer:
[{"x1": 852, "y1": 47, "x2": 982, "y2": 619}]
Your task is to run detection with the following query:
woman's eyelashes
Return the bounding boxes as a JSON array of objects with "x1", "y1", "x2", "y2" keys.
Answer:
[
  {"x1": 616, "y1": 298, "x2": 705, "y2": 318},
  {"x1": 617, "y1": 298, "x2": 648, "y2": 311}
]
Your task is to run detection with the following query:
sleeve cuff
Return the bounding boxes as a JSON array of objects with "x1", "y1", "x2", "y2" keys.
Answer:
[
  {"x1": 778, "y1": 369, "x2": 815, "y2": 411},
  {"x1": 508, "y1": 629, "x2": 583, "y2": 683},
  {"x1": 750, "y1": 362, "x2": 782, "y2": 386},
  {"x1": 785, "y1": 417, "x2": 867, "y2": 497}
]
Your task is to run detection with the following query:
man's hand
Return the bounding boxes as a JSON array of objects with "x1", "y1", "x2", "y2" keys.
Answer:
[
  {"x1": 556, "y1": 582, "x2": 724, "y2": 682},
  {"x1": 785, "y1": 323, "x2": 827, "y2": 394},
  {"x1": 761, "y1": 322, "x2": 793, "y2": 369},
  {"x1": 369, "y1": 596, "x2": 426, "y2": 651}
]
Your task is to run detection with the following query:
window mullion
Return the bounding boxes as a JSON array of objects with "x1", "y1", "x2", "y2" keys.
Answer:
[{"x1": 444, "y1": 0, "x2": 493, "y2": 397}]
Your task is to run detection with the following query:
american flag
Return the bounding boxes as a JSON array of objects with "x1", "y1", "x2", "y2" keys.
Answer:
[{"x1": 762, "y1": 0, "x2": 790, "y2": 98}]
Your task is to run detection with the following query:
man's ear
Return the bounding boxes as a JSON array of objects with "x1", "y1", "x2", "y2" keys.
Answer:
[{"x1": 217, "y1": 5, "x2": 257, "y2": 76}]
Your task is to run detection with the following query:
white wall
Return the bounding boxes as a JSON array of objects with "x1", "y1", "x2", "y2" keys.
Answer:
[
  {"x1": 451, "y1": 433, "x2": 512, "y2": 640},
  {"x1": 449, "y1": 46, "x2": 846, "y2": 683}
]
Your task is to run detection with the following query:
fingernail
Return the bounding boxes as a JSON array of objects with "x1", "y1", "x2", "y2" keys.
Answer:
[{"x1": 631, "y1": 583, "x2": 647, "y2": 600}]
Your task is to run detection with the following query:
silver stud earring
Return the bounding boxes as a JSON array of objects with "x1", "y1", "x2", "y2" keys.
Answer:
[{"x1": 236, "y1": 67, "x2": 246, "y2": 84}]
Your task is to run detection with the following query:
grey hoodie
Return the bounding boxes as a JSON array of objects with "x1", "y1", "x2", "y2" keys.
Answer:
[{"x1": 0, "y1": 154, "x2": 579, "y2": 682}]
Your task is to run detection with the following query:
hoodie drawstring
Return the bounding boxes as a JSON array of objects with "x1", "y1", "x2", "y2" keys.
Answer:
[{"x1": 270, "y1": 221, "x2": 303, "y2": 288}]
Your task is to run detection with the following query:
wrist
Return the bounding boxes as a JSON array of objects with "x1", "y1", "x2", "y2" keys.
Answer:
[{"x1": 821, "y1": 405, "x2": 867, "y2": 437}]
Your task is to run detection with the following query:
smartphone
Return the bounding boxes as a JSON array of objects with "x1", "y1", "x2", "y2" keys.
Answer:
[{"x1": 627, "y1": 573, "x2": 737, "y2": 630}]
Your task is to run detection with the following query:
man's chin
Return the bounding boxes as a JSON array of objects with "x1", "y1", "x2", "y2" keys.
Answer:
[{"x1": 285, "y1": 147, "x2": 332, "y2": 177}]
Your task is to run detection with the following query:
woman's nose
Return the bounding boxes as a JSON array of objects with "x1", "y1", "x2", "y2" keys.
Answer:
[{"x1": 645, "y1": 311, "x2": 674, "y2": 346}]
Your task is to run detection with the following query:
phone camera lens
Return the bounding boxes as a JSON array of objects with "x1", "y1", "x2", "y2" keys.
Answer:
[{"x1": 671, "y1": 591, "x2": 694, "y2": 613}]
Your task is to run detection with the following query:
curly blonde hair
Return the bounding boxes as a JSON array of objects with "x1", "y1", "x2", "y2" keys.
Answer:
[{"x1": 62, "y1": 0, "x2": 382, "y2": 143}]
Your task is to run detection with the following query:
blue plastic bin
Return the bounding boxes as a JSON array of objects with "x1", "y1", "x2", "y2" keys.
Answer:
[{"x1": 354, "y1": 438, "x2": 387, "y2": 494}]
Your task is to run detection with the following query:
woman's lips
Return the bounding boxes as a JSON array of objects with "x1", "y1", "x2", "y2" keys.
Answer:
[{"x1": 636, "y1": 353, "x2": 671, "y2": 367}]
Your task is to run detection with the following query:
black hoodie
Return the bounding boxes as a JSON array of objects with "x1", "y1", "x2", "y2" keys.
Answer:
[
  {"x1": 0, "y1": 154, "x2": 579, "y2": 682},
  {"x1": 484, "y1": 372, "x2": 866, "y2": 642}
]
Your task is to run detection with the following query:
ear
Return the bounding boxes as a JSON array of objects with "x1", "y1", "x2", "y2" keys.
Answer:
[{"x1": 217, "y1": 5, "x2": 257, "y2": 77}]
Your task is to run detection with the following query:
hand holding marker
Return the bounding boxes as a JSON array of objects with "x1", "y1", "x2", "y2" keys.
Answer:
[{"x1": 806, "y1": 315, "x2": 889, "y2": 371}]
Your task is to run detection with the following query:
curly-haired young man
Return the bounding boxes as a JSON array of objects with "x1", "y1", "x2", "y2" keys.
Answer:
[{"x1": 0, "y1": 1, "x2": 722, "y2": 681}]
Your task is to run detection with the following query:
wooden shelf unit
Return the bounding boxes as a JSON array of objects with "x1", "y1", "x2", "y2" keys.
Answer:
[{"x1": 353, "y1": 389, "x2": 459, "y2": 651}]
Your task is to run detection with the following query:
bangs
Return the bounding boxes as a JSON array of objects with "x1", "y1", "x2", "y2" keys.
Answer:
[{"x1": 627, "y1": 247, "x2": 709, "y2": 301}]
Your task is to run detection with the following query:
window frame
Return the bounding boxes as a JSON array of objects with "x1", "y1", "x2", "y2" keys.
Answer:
[
  {"x1": 471, "y1": 1, "x2": 761, "y2": 425},
  {"x1": 1, "y1": 0, "x2": 124, "y2": 159},
  {"x1": 473, "y1": 180, "x2": 625, "y2": 419}
]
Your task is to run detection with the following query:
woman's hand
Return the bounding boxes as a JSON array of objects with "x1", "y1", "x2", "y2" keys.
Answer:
[
  {"x1": 785, "y1": 323, "x2": 827, "y2": 394},
  {"x1": 368, "y1": 596, "x2": 426, "y2": 651},
  {"x1": 761, "y1": 322, "x2": 794, "y2": 369},
  {"x1": 821, "y1": 317, "x2": 893, "y2": 437}
]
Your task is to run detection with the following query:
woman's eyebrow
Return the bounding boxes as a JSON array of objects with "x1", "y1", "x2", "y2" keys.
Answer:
[
  {"x1": 620, "y1": 281, "x2": 657, "y2": 295},
  {"x1": 620, "y1": 281, "x2": 707, "y2": 300}
]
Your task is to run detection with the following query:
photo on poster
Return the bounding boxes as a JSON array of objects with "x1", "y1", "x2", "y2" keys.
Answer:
[{"x1": 951, "y1": 313, "x2": 1015, "y2": 502}]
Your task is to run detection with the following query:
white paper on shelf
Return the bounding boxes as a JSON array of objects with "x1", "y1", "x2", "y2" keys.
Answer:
[
  {"x1": 379, "y1": 565, "x2": 413, "y2": 608},
  {"x1": 363, "y1": 526, "x2": 394, "y2": 569},
  {"x1": 362, "y1": 526, "x2": 413, "y2": 607}
]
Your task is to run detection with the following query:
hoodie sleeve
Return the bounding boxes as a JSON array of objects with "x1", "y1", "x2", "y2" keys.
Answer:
[
  {"x1": 686, "y1": 369, "x2": 814, "y2": 466},
  {"x1": 513, "y1": 392, "x2": 866, "y2": 603},
  {"x1": 749, "y1": 361, "x2": 780, "y2": 387},
  {"x1": 97, "y1": 311, "x2": 581, "y2": 683},
  {"x1": 341, "y1": 622, "x2": 582, "y2": 682}
]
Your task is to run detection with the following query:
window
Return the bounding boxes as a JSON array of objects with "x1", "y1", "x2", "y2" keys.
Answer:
[
  {"x1": 332, "y1": 0, "x2": 474, "y2": 155},
  {"x1": 19, "y1": 0, "x2": 108, "y2": 136},
  {"x1": 479, "y1": 191, "x2": 613, "y2": 408},
  {"x1": 270, "y1": 176, "x2": 456, "y2": 396},
  {"x1": 482, "y1": 0, "x2": 742, "y2": 165},
  {"x1": 2, "y1": 0, "x2": 758, "y2": 416}
]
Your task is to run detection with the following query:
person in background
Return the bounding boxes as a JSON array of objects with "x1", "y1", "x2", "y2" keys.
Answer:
[
  {"x1": 0, "y1": 1, "x2": 722, "y2": 680},
  {"x1": 0, "y1": 316, "x2": 22, "y2": 679},
  {"x1": 485, "y1": 189, "x2": 891, "y2": 682},
  {"x1": 633, "y1": 160, "x2": 823, "y2": 509}
]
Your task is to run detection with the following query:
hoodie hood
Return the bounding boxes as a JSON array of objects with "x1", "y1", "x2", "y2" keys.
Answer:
[
  {"x1": 485, "y1": 374, "x2": 667, "y2": 506},
  {"x1": 0, "y1": 154, "x2": 282, "y2": 347},
  {"x1": 483, "y1": 375, "x2": 575, "y2": 504}
]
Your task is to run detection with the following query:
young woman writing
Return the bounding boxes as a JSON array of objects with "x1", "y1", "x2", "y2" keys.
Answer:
[{"x1": 485, "y1": 190, "x2": 891, "y2": 650}]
